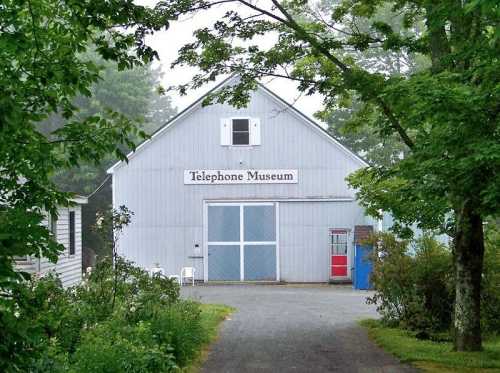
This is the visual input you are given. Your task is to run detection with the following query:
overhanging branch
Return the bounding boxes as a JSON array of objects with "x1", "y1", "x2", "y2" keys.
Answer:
[
  {"x1": 377, "y1": 98, "x2": 415, "y2": 149},
  {"x1": 234, "y1": 0, "x2": 415, "y2": 150}
]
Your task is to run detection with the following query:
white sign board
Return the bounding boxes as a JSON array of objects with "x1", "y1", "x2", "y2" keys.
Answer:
[{"x1": 184, "y1": 169, "x2": 298, "y2": 185}]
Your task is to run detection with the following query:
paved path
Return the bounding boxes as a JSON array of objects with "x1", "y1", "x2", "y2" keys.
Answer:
[{"x1": 182, "y1": 285, "x2": 418, "y2": 373}]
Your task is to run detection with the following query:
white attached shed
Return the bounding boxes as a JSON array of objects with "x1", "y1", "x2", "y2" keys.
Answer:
[
  {"x1": 15, "y1": 196, "x2": 87, "y2": 287},
  {"x1": 108, "y1": 76, "x2": 377, "y2": 283}
]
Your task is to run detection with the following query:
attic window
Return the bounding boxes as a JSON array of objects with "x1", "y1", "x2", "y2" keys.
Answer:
[
  {"x1": 220, "y1": 117, "x2": 260, "y2": 146},
  {"x1": 232, "y1": 119, "x2": 250, "y2": 145}
]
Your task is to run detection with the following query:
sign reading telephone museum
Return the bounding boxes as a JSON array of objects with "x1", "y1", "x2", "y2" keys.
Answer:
[{"x1": 184, "y1": 169, "x2": 298, "y2": 185}]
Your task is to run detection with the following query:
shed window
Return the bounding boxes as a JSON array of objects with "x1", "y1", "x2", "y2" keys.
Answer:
[
  {"x1": 69, "y1": 211, "x2": 75, "y2": 256},
  {"x1": 232, "y1": 119, "x2": 250, "y2": 145},
  {"x1": 49, "y1": 213, "x2": 58, "y2": 237}
]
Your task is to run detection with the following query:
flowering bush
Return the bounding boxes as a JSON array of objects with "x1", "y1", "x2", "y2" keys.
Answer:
[
  {"x1": 74, "y1": 256, "x2": 179, "y2": 324},
  {"x1": 0, "y1": 258, "x2": 204, "y2": 372}
]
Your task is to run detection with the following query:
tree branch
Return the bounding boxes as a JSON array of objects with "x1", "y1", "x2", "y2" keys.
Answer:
[
  {"x1": 273, "y1": 1, "x2": 415, "y2": 149},
  {"x1": 226, "y1": 0, "x2": 415, "y2": 150},
  {"x1": 235, "y1": 0, "x2": 288, "y2": 24},
  {"x1": 268, "y1": 0, "x2": 349, "y2": 73},
  {"x1": 376, "y1": 98, "x2": 415, "y2": 149}
]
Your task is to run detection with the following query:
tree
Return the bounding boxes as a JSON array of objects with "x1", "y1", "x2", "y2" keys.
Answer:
[
  {"x1": 325, "y1": 99, "x2": 408, "y2": 167},
  {"x1": 316, "y1": 2, "x2": 427, "y2": 167},
  {"x1": 0, "y1": 0, "x2": 181, "y2": 289},
  {"x1": 40, "y1": 56, "x2": 177, "y2": 195},
  {"x1": 164, "y1": 0, "x2": 499, "y2": 350},
  {"x1": 43, "y1": 57, "x2": 177, "y2": 259},
  {"x1": 93, "y1": 205, "x2": 134, "y2": 310}
]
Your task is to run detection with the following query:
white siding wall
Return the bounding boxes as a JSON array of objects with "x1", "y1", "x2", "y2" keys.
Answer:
[
  {"x1": 112, "y1": 86, "x2": 373, "y2": 281},
  {"x1": 15, "y1": 205, "x2": 83, "y2": 287},
  {"x1": 279, "y1": 201, "x2": 370, "y2": 282}
]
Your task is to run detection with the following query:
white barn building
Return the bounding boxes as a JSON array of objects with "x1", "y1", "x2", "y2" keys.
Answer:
[{"x1": 108, "y1": 76, "x2": 377, "y2": 283}]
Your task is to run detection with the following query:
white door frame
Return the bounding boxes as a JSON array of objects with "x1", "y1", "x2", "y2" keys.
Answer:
[{"x1": 203, "y1": 201, "x2": 279, "y2": 282}]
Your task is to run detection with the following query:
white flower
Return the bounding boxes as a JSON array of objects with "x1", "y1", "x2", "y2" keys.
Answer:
[
  {"x1": 14, "y1": 311, "x2": 20, "y2": 318},
  {"x1": 96, "y1": 216, "x2": 104, "y2": 227}
]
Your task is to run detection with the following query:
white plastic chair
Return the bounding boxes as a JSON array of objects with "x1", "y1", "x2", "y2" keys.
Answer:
[{"x1": 180, "y1": 267, "x2": 195, "y2": 286}]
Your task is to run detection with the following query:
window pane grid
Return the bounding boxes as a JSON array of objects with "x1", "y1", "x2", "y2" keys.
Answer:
[
  {"x1": 232, "y1": 118, "x2": 250, "y2": 145},
  {"x1": 232, "y1": 119, "x2": 249, "y2": 131},
  {"x1": 330, "y1": 230, "x2": 348, "y2": 255},
  {"x1": 232, "y1": 132, "x2": 249, "y2": 145},
  {"x1": 207, "y1": 203, "x2": 277, "y2": 281},
  {"x1": 244, "y1": 205, "x2": 275, "y2": 242},
  {"x1": 208, "y1": 206, "x2": 240, "y2": 242}
]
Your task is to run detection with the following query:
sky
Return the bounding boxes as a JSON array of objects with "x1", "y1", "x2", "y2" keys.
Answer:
[{"x1": 137, "y1": 0, "x2": 327, "y2": 126}]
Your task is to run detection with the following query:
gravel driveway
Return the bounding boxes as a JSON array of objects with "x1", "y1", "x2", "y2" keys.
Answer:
[{"x1": 182, "y1": 285, "x2": 418, "y2": 373}]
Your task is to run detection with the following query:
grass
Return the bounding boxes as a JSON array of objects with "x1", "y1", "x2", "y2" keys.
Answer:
[
  {"x1": 183, "y1": 303, "x2": 235, "y2": 372},
  {"x1": 360, "y1": 319, "x2": 500, "y2": 373}
]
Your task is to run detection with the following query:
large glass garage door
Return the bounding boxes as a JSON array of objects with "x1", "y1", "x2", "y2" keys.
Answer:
[{"x1": 207, "y1": 203, "x2": 277, "y2": 281}]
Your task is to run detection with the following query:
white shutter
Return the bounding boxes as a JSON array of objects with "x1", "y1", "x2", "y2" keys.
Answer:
[
  {"x1": 250, "y1": 118, "x2": 261, "y2": 146},
  {"x1": 220, "y1": 118, "x2": 231, "y2": 145}
]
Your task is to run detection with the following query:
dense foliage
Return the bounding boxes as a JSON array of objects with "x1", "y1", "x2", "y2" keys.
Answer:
[
  {"x1": 368, "y1": 230, "x2": 500, "y2": 338},
  {"x1": 481, "y1": 223, "x2": 500, "y2": 334},
  {"x1": 92, "y1": 205, "x2": 134, "y2": 265},
  {"x1": 321, "y1": 2, "x2": 427, "y2": 167},
  {"x1": 0, "y1": 257, "x2": 211, "y2": 372},
  {"x1": 0, "y1": 0, "x2": 179, "y2": 288}
]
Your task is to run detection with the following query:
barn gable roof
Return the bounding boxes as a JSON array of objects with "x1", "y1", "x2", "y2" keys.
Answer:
[{"x1": 107, "y1": 75, "x2": 368, "y2": 174}]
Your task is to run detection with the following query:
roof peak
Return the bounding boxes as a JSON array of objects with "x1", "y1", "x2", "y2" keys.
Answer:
[{"x1": 107, "y1": 75, "x2": 368, "y2": 174}]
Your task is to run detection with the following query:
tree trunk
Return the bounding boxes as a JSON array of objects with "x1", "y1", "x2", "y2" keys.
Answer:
[{"x1": 453, "y1": 201, "x2": 484, "y2": 351}]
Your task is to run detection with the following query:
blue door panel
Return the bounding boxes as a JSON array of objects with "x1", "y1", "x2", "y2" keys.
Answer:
[
  {"x1": 244, "y1": 245, "x2": 276, "y2": 280},
  {"x1": 208, "y1": 245, "x2": 240, "y2": 281},
  {"x1": 354, "y1": 244, "x2": 373, "y2": 290}
]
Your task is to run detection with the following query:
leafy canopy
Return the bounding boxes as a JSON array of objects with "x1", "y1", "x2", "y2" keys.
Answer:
[{"x1": 0, "y1": 0, "x2": 183, "y2": 284}]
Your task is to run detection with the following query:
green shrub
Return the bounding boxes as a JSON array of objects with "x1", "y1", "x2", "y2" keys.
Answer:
[
  {"x1": 482, "y1": 224, "x2": 500, "y2": 335},
  {"x1": 368, "y1": 229, "x2": 500, "y2": 337},
  {"x1": 410, "y1": 236, "x2": 454, "y2": 333},
  {"x1": 72, "y1": 318, "x2": 177, "y2": 373},
  {"x1": 0, "y1": 257, "x2": 205, "y2": 372},
  {"x1": 368, "y1": 233, "x2": 454, "y2": 335},
  {"x1": 152, "y1": 300, "x2": 205, "y2": 367},
  {"x1": 73, "y1": 256, "x2": 180, "y2": 324},
  {"x1": 0, "y1": 274, "x2": 80, "y2": 372}
]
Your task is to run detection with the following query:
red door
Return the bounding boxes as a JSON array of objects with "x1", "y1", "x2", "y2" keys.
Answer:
[{"x1": 330, "y1": 229, "x2": 349, "y2": 279}]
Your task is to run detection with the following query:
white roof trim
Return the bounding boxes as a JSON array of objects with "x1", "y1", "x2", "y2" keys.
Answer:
[
  {"x1": 71, "y1": 196, "x2": 88, "y2": 204},
  {"x1": 107, "y1": 75, "x2": 240, "y2": 174},
  {"x1": 107, "y1": 74, "x2": 368, "y2": 174},
  {"x1": 257, "y1": 85, "x2": 369, "y2": 167}
]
